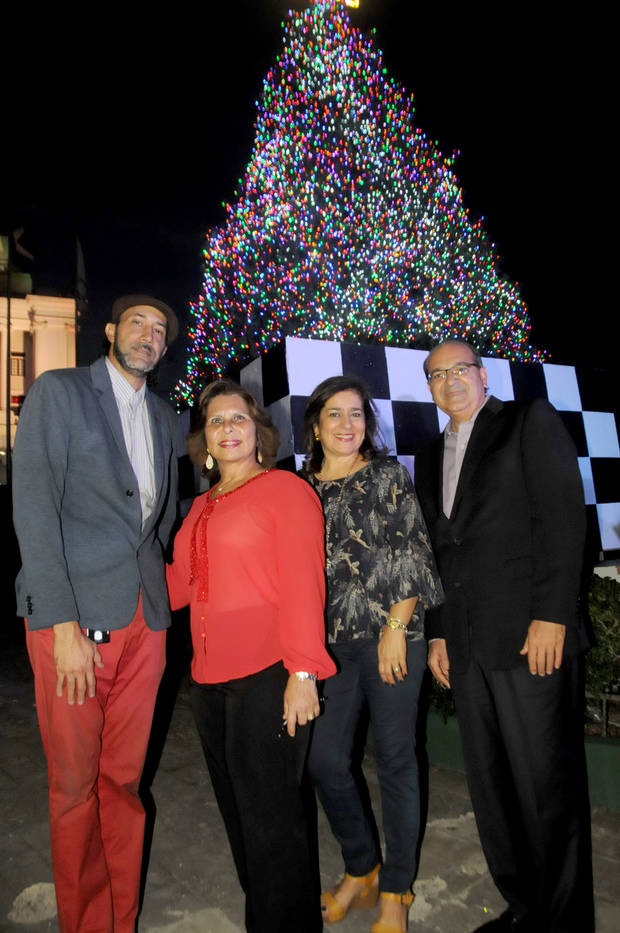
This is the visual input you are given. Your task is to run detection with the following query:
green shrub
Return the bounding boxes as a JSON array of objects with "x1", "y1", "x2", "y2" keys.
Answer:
[
  {"x1": 586, "y1": 575, "x2": 620, "y2": 698},
  {"x1": 428, "y1": 675, "x2": 456, "y2": 723}
]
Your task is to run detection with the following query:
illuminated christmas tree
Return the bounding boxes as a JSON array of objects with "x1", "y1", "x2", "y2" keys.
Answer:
[{"x1": 175, "y1": 0, "x2": 542, "y2": 405}]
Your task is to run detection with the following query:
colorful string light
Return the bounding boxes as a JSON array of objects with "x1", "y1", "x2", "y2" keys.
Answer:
[{"x1": 174, "y1": 0, "x2": 543, "y2": 406}]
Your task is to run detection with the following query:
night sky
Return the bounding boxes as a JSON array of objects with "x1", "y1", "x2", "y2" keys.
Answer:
[{"x1": 2, "y1": 0, "x2": 604, "y2": 397}]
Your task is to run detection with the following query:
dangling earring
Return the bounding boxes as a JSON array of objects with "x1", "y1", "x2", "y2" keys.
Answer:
[
  {"x1": 314, "y1": 429, "x2": 320, "y2": 441},
  {"x1": 257, "y1": 447, "x2": 263, "y2": 464},
  {"x1": 205, "y1": 451, "x2": 214, "y2": 471}
]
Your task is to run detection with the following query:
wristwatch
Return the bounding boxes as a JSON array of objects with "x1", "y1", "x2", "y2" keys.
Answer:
[
  {"x1": 385, "y1": 617, "x2": 407, "y2": 631},
  {"x1": 294, "y1": 671, "x2": 317, "y2": 682}
]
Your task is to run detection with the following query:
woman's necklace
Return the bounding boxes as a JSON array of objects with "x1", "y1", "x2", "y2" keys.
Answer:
[
  {"x1": 214, "y1": 467, "x2": 266, "y2": 497},
  {"x1": 320, "y1": 455, "x2": 363, "y2": 558},
  {"x1": 316, "y1": 453, "x2": 363, "y2": 483}
]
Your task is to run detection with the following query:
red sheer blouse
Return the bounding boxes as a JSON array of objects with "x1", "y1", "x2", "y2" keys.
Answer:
[{"x1": 166, "y1": 469, "x2": 336, "y2": 684}]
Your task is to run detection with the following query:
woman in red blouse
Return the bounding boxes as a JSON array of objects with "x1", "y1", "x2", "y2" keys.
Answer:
[{"x1": 167, "y1": 379, "x2": 335, "y2": 933}]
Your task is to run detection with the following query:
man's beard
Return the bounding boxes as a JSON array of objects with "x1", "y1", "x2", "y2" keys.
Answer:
[{"x1": 113, "y1": 337, "x2": 158, "y2": 377}]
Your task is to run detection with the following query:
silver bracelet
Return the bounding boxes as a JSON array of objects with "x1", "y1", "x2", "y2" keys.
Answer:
[{"x1": 294, "y1": 671, "x2": 317, "y2": 682}]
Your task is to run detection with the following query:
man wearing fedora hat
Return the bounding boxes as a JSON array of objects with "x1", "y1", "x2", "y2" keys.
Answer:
[{"x1": 13, "y1": 295, "x2": 180, "y2": 932}]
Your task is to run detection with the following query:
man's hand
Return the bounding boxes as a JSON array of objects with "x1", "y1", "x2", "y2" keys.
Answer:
[
  {"x1": 378, "y1": 628, "x2": 408, "y2": 684},
  {"x1": 283, "y1": 675, "x2": 320, "y2": 737},
  {"x1": 428, "y1": 638, "x2": 450, "y2": 688},
  {"x1": 53, "y1": 621, "x2": 104, "y2": 705},
  {"x1": 520, "y1": 619, "x2": 565, "y2": 676}
]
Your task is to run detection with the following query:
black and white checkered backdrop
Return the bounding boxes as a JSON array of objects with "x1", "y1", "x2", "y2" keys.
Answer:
[{"x1": 235, "y1": 337, "x2": 619, "y2": 558}]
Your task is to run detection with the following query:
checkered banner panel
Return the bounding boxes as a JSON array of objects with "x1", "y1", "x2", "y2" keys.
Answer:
[{"x1": 237, "y1": 337, "x2": 620, "y2": 556}]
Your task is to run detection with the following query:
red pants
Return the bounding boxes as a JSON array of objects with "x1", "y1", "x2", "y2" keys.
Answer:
[{"x1": 26, "y1": 602, "x2": 166, "y2": 933}]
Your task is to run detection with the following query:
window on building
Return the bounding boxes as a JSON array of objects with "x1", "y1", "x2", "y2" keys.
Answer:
[{"x1": 10, "y1": 352, "x2": 25, "y2": 377}]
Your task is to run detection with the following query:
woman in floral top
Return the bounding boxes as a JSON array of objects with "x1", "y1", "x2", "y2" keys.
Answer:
[{"x1": 303, "y1": 375, "x2": 443, "y2": 933}]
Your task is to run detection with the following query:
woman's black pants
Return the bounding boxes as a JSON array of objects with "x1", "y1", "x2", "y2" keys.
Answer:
[{"x1": 191, "y1": 661, "x2": 323, "y2": 933}]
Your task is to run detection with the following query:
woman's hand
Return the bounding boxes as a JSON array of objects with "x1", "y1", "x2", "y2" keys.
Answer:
[
  {"x1": 377, "y1": 627, "x2": 408, "y2": 685},
  {"x1": 283, "y1": 675, "x2": 321, "y2": 737}
]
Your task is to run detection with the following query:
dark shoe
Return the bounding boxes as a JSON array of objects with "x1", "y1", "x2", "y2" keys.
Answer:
[{"x1": 473, "y1": 910, "x2": 530, "y2": 931}]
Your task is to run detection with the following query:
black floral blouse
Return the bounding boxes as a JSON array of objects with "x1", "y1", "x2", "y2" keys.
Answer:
[{"x1": 306, "y1": 457, "x2": 443, "y2": 643}]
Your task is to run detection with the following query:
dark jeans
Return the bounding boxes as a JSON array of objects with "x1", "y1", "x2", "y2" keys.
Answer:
[
  {"x1": 191, "y1": 661, "x2": 323, "y2": 933},
  {"x1": 307, "y1": 637, "x2": 426, "y2": 892},
  {"x1": 451, "y1": 656, "x2": 594, "y2": 932}
]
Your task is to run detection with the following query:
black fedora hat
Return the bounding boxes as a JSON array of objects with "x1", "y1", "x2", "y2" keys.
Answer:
[{"x1": 111, "y1": 294, "x2": 179, "y2": 343}]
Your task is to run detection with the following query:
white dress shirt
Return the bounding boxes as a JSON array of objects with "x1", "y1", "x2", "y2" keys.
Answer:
[
  {"x1": 442, "y1": 396, "x2": 489, "y2": 518},
  {"x1": 105, "y1": 358, "x2": 156, "y2": 527}
]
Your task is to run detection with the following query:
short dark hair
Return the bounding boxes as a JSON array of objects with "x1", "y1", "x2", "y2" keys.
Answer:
[
  {"x1": 423, "y1": 339, "x2": 483, "y2": 376},
  {"x1": 186, "y1": 378, "x2": 280, "y2": 477},
  {"x1": 302, "y1": 375, "x2": 386, "y2": 475}
]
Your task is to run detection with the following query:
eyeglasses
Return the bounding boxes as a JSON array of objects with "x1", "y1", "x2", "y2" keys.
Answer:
[{"x1": 426, "y1": 362, "x2": 481, "y2": 383}]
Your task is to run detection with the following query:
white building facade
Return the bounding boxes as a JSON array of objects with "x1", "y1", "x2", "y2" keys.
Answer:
[{"x1": 0, "y1": 293, "x2": 76, "y2": 482}]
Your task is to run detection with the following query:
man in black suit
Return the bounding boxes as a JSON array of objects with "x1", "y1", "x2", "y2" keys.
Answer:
[{"x1": 414, "y1": 339, "x2": 593, "y2": 932}]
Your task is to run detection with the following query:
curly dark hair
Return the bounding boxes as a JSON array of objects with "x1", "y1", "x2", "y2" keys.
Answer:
[
  {"x1": 186, "y1": 378, "x2": 280, "y2": 478},
  {"x1": 302, "y1": 375, "x2": 386, "y2": 475}
]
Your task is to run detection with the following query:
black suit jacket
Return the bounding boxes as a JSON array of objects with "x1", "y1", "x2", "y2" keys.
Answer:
[{"x1": 415, "y1": 396, "x2": 586, "y2": 672}]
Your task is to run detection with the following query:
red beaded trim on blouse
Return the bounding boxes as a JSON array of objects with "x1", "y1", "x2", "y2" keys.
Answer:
[{"x1": 189, "y1": 470, "x2": 272, "y2": 602}]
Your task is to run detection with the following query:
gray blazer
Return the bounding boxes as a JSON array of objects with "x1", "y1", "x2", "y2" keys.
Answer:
[{"x1": 13, "y1": 356, "x2": 178, "y2": 632}]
